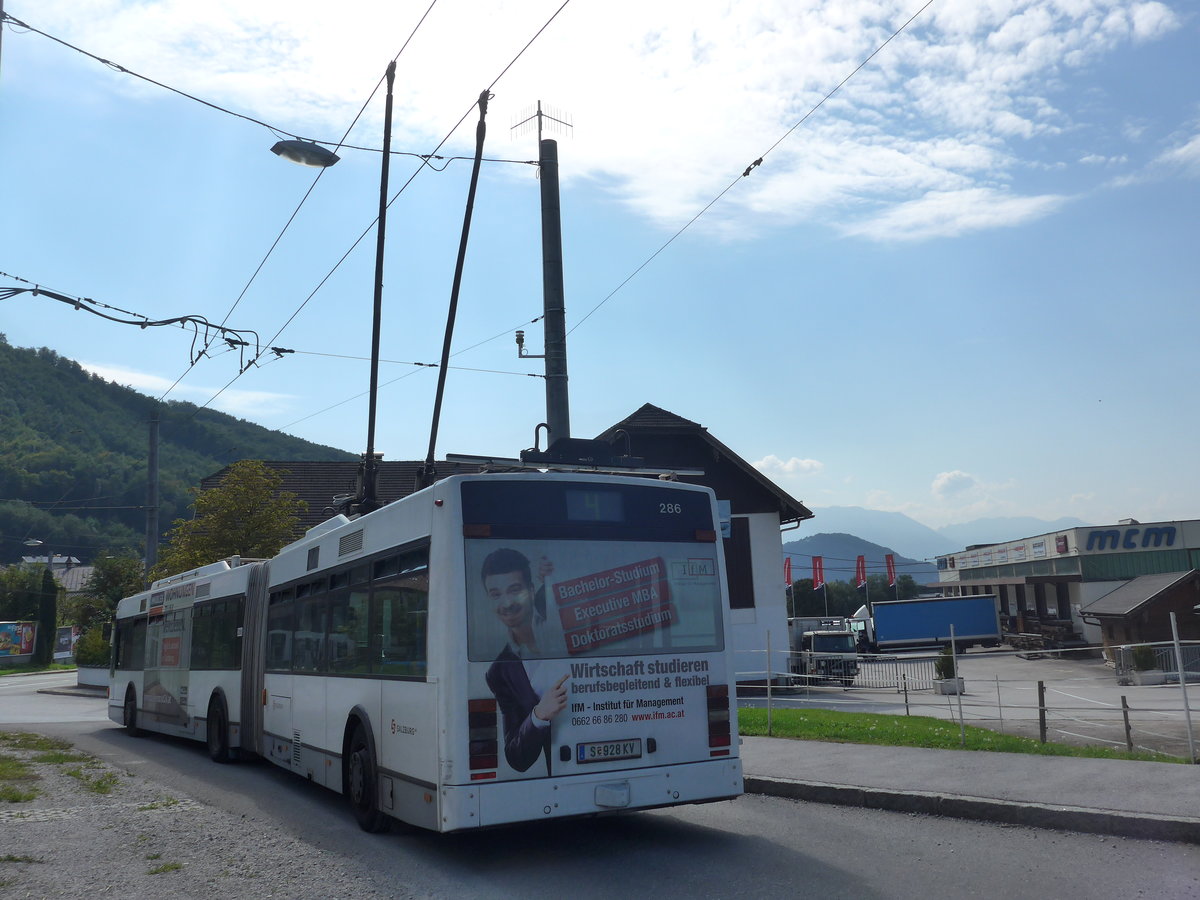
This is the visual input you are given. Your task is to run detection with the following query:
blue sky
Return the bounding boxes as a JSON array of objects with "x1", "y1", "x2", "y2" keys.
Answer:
[{"x1": 2, "y1": 1, "x2": 1197, "y2": 530}]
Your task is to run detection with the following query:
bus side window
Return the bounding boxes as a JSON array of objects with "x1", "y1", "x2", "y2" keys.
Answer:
[
  {"x1": 266, "y1": 595, "x2": 293, "y2": 671},
  {"x1": 191, "y1": 604, "x2": 211, "y2": 669},
  {"x1": 328, "y1": 587, "x2": 370, "y2": 674},
  {"x1": 374, "y1": 552, "x2": 429, "y2": 677},
  {"x1": 211, "y1": 598, "x2": 242, "y2": 669},
  {"x1": 293, "y1": 595, "x2": 326, "y2": 673},
  {"x1": 116, "y1": 617, "x2": 146, "y2": 670},
  {"x1": 129, "y1": 618, "x2": 147, "y2": 670}
]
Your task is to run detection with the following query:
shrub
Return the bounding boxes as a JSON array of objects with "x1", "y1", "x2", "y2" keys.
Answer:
[
  {"x1": 1130, "y1": 644, "x2": 1158, "y2": 672},
  {"x1": 934, "y1": 645, "x2": 957, "y2": 680},
  {"x1": 74, "y1": 627, "x2": 110, "y2": 668}
]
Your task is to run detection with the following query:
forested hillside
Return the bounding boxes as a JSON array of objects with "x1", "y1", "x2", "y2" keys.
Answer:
[{"x1": 0, "y1": 337, "x2": 355, "y2": 565}]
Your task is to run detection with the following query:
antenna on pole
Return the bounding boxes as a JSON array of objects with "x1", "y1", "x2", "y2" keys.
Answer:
[
  {"x1": 511, "y1": 100, "x2": 572, "y2": 145},
  {"x1": 512, "y1": 101, "x2": 574, "y2": 453}
]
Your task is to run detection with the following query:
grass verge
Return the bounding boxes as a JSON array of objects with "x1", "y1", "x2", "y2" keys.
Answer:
[
  {"x1": 0, "y1": 742, "x2": 40, "y2": 803},
  {"x1": 738, "y1": 707, "x2": 1185, "y2": 763},
  {"x1": 0, "y1": 731, "x2": 125, "y2": 801}
]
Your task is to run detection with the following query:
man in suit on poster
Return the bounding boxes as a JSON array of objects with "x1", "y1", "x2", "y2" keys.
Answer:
[{"x1": 482, "y1": 548, "x2": 569, "y2": 774}]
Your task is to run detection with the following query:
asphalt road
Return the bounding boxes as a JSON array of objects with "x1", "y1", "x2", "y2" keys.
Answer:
[{"x1": 3, "y1": 671, "x2": 1197, "y2": 898}]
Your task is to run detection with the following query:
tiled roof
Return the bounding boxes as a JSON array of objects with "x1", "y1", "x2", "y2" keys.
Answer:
[
  {"x1": 606, "y1": 403, "x2": 704, "y2": 432},
  {"x1": 596, "y1": 404, "x2": 813, "y2": 525}
]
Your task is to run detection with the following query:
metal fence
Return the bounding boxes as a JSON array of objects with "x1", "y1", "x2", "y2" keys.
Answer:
[
  {"x1": 851, "y1": 654, "x2": 938, "y2": 691},
  {"x1": 1111, "y1": 642, "x2": 1200, "y2": 683},
  {"x1": 736, "y1": 643, "x2": 1199, "y2": 761}
]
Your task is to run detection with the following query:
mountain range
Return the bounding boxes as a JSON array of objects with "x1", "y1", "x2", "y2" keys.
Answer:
[
  {"x1": 797, "y1": 506, "x2": 1091, "y2": 563},
  {"x1": 1, "y1": 338, "x2": 1090, "y2": 575}
]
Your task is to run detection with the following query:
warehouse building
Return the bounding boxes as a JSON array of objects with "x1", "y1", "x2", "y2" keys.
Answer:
[{"x1": 934, "y1": 518, "x2": 1200, "y2": 651}]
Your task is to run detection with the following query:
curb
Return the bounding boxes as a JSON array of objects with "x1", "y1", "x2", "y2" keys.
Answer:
[
  {"x1": 36, "y1": 686, "x2": 107, "y2": 698},
  {"x1": 743, "y1": 775, "x2": 1200, "y2": 845}
]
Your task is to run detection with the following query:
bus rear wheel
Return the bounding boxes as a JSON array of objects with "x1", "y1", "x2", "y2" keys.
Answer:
[
  {"x1": 206, "y1": 697, "x2": 233, "y2": 763},
  {"x1": 347, "y1": 724, "x2": 389, "y2": 833},
  {"x1": 123, "y1": 689, "x2": 140, "y2": 736}
]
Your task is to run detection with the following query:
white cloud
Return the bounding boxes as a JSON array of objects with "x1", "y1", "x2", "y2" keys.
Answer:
[
  {"x1": 80, "y1": 362, "x2": 295, "y2": 417},
  {"x1": 22, "y1": 0, "x2": 1184, "y2": 242},
  {"x1": 753, "y1": 455, "x2": 825, "y2": 478},
  {"x1": 1157, "y1": 134, "x2": 1200, "y2": 177},
  {"x1": 843, "y1": 187, "x2": 1067, "y2": 241},
  {"x1": 931, "y1": 469, "x2": 979, "y2": 500}
]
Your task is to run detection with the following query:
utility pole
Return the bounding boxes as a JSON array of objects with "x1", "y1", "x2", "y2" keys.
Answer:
[{"x1": 514, "y1": 102, "x2": 572, "y2": 447}]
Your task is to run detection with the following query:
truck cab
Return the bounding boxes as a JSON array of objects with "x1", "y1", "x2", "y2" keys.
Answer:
[{"x1": 790, "y1": 628, "x2": 859, "y2": 686}]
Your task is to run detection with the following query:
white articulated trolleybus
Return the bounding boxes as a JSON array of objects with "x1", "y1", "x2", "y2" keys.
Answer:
[{"x1": 109, "y1": 471, "x2": 743, "y2": 832}]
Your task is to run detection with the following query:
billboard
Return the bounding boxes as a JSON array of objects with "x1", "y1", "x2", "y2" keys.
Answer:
[{"x1": 0, "y1": 622, "x2": 37, "y2": 657}]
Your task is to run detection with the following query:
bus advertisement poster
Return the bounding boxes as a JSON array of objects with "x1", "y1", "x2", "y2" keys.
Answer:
[{"x1": 464, "y1": 539, "x2": 726, "y2": 779}]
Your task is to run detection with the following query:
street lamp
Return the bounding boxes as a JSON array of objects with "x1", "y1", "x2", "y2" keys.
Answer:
[
  {"x1": 270, "y1": 140, "x2": 340, "y2": 168},
  {"x1": 273, "y1": 62, "x2": 395, "y2": 515},
  {"x1": 23, "y1": 538, "x2": 51, "y2": 573}
]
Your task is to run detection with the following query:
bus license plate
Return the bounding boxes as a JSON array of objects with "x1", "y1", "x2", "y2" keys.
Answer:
[{"x1": 577, "y1": 738, "x2": 642, "y2": 764}]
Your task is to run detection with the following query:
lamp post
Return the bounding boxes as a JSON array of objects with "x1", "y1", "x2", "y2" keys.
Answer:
[{"x1": 273, "y1": 62, "x2": 395, "y2": 515}]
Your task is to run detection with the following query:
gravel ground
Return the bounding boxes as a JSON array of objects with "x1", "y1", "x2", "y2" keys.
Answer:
[{"x1": 0, "y1": 734, "x2": 384, "y2": 899}]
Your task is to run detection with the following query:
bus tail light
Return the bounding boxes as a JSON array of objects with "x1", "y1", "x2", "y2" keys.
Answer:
[
  {"x1": 468, "y1": 698, "x2": 498, "y2": 776},
  {"x1": 706, "y1": 683, "x2": 731, "y2": 754}
]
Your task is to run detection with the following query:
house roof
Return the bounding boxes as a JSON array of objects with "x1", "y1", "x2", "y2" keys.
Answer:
[
  {"x1": 202, "y1": 403, "x2": 813, "y2": 529},
  {"x1": 595, "y1": 403, "x2": 813, "y2": 525},
  {"x1": 1081, "y1": 570, "x2": 1199, "y2": 619}
]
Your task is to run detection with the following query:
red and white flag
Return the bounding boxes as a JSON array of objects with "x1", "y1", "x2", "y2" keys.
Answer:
[
  {"x1": 812, "y1": 556, "x2": 825, "y2": 591},
  {"x1": 855, "y1": 555, "x2": 867, "y2": 589},
  {"x1": 885, "y1": 553, "x2": 896, "y2": 587},
  {"x1": 784, "y1": 557, "x2": 792, "y2": 586}
]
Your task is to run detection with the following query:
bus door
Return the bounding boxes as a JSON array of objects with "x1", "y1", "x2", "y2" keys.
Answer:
[
  {"x1": 263, "y1": 590, "x2": 296, "y2": 768},
  {"x1": 143, "y1": 606, "x2": 192, "y2": 730}
]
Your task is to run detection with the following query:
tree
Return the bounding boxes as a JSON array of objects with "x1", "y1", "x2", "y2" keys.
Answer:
[
  {"x1": 69, "y1": 555, "x2": 145, "y2": 629},
  {"x1": 787, "y1": 573, "x2": 923, "y2": 618},
  {"x1": 151, "y1": 460, "x2": 306, "y2": 580},
  {"x1": 32, "y1": 568, "x2": 57, "y2": 665},
  {"x1": 0, "y1": 565, "x2": 43, "y2": 620}
]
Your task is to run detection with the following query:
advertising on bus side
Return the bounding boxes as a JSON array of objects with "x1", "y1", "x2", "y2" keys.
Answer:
[{"x1": 464, "y1": 538, "x2": 727, "y2": 780}]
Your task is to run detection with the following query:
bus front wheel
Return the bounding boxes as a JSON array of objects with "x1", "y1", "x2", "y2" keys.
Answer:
[
  {"x1": 206, "y1": 696, "x2": 233, "y2": 763},
  {"x1": 346, "y1": 724, "x2": 389, "y2": 833}
]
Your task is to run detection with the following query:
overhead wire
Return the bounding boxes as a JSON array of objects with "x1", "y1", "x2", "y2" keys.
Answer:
[
  {"x1": 290, "y1": 348, "x2": 542, "y2": 379},
  {"x1": 163, "y1": 0, "x2": 443, "y2": 402},
  {"x1": 0, "y1": 277, "x2": 264, "y2": 369},
  {"x1": 195, "y1": 0, "x2": 572, "y2": 416},
  {"x1": 1, "y1": 9, "x2": 539, "y2": 167},
  {"x1": 567, "y1": 0, "x2": 936, "y2": 335}
]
